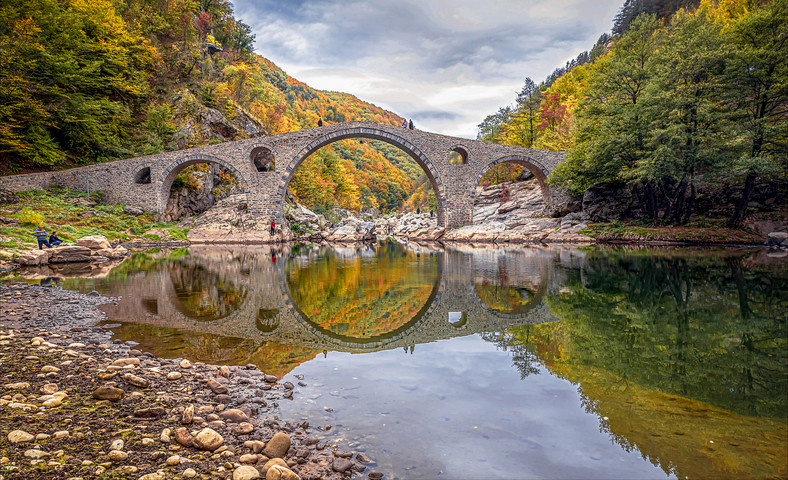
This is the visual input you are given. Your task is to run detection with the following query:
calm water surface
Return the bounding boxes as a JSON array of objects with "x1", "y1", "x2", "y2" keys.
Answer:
[{"x1": 12, "y1": 241, "x2": 788, "y2": 479}]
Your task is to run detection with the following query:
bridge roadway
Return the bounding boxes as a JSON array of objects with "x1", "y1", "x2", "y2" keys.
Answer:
[
  {"x1": 96, "y1": 245, "x2": 568, "y2": 354},
  {"x1": 0, "y1": 122, "x2": 565, "y2": 228}
]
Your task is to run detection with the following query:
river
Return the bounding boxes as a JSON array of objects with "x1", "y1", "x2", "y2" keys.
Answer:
[{"x1": 13, "y1": 240, "x2": 788, "y2": 479}]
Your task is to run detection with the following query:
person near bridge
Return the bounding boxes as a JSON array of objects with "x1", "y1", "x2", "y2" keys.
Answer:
[
  {"x1": 318, "y1": 118, "x2": 323, "y2": 127},
  {"x1": 33, "y1": 225, "x2": 51, "y2": 250},
  {"x1": 270, "y1": 219, "x2": 276, "y2": 236},
  {"x1": 49, "y1": 231, "x2": 63, "y2": 246},
  {"x1": 408, "y1": 119, "x2": 414, "y2": 130}
]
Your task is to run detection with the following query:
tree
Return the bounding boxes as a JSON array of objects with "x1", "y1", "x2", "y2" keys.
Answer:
[
  {"x1": 477, "y1": 106, "x2": 512, "y2": 142},
  {"x1": 722, "y1": 0, "x2": 788, "y2": 226},
  {"x1": 634, "y1": 8, "x2": 729, "y2": 223},
  {"x1": 550, "y1": 15, "x2": 661, "y2": 205},
  {"x1": 500, "y1": 78, "x2": 540, "y2": 147}
]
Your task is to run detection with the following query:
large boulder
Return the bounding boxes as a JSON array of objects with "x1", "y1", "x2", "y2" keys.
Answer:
[
  {"x1": 16, "y1": 249, "x2": 51, "y2": 266},
  {"x1": 284, "y1": 203, "x2": 321, "y2": 231},
  {"x1": 323, "y1": 220, "x2": 376, "y2": 242},
  {"x1": 582, "y1": 183, "x2": 641, "y2": 222},
  {"x1": 48, "y1": 246, "x2": 93, "y2": 263},
  {"x1": 766, "y1": 231, "x2": 788, "y2": 248},
  {"x1": 548, "y1": 187, "x2": 583, "y2": 217},
  {"x1": 76, "y1": 235, "x2": 112, "y2": 250}
]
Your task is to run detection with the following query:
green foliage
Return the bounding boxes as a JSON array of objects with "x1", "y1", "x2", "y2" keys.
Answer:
[{"x1": 0, "y1": 0, "x2": 156, "y2": 168}]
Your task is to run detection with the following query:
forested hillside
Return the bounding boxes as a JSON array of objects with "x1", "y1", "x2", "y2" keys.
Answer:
[
  {"x1": 0, "y1": 0, "x2": 420, "y2": 214},
  {"x1": 477, "y1": 0, "x2": 787, "y2": 226}
]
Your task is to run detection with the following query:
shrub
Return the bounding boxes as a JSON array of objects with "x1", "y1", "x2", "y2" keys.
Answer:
[{"x1": 18, "y1": 208, "x2": 44, "y2": 226}]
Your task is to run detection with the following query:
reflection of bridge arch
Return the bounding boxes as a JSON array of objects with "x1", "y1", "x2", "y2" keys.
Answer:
[
  {"x1": 472, "y1": 265, "x2": 550, "y2": 319},
  {"x1": 97, "y1": 246, "x2": 560, "y2": 355},
  {"x1": 281, "y1": 253, "x2": 444, "y2": 350}
]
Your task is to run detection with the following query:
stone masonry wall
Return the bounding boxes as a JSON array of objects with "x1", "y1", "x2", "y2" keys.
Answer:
[{"x1": 0, "y1": 122, "x2": 565, "y2": 228}]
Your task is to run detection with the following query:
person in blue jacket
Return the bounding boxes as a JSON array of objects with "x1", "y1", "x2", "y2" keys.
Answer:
[{"x1": 33, "y1": 225, "x2": 51, "y2": 249}]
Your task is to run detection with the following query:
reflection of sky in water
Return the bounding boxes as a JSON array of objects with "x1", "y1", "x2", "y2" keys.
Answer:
[{"x1": 280, "y1": 335, "x2": 673, "y2": 480}]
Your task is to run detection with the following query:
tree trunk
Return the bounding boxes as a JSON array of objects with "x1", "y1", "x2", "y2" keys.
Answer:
[
  {"x1": 727, "y1": 172, "x2": 757, "y2": 228},
  {"x1": 682, "y1": 180, "x2": 695, "y2": 225}
]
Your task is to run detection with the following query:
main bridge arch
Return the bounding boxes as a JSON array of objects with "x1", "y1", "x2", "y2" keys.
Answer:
[{"x1": 276, "y1": 126, "x2": 448, "y2": 227}]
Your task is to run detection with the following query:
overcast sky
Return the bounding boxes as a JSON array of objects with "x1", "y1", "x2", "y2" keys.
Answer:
[{"x1": 232, "y1": 0, "x2": 623, "y2": 138}]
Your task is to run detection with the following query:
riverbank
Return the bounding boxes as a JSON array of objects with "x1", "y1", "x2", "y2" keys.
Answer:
[{"x1": 0, "y1": 283, "x2": 378, "y2": 479}]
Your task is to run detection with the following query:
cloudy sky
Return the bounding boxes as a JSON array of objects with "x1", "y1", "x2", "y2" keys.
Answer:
[{"x1": 232, "y1": 0, "x2": 623, "y2": 138}]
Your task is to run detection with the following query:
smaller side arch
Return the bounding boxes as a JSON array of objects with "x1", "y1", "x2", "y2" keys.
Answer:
[
  {"x1": 159, "y1": 154, "x2": 250, "y2": 212},
  {"x1": 473, "y1": 155, "x2": 552, "y2": 202},
  {"x1": 134, "y1": 166, "x2": 152, "y2": 184},
  {"x1": 447, "y1": 145, "x2": 469, "y2": 165}
]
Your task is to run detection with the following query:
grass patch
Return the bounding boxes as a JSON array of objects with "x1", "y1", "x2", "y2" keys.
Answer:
[{"x1": 0, "y1": 187, "x2": 180, "y2": 251}]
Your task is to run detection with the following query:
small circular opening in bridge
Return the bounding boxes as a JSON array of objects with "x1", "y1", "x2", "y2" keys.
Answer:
[
  {"x1": 448, "y1": 311, "x2": 467, "y2": 328},
  {"x1": 256, "y1": 308, "x2": 280, "y2": 333},
  {"x1": 448, "y1": 147, "x2": 468, "y2": 165},
  {"x1": 134, "y1": 167, "x2": 151, "y2": 184},
  {"x1": 473, "y1": 160, "x2": 548, "y2": 224},
  {"x1": 251, "y1": 147, "x2": 275, "y2": 172}
]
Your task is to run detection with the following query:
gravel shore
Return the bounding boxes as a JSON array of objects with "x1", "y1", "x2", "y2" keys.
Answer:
[{"x1": 0, "y1": 282, "x2": 378, "y2": 480}]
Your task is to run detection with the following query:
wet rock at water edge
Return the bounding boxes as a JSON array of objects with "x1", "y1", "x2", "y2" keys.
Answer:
[
  {"x1": 333, "y1": 458, "x2": 354, "y2": 473},
  {"x1": 220, "y1": 408, "x2": 249, "y2": 423},
  {"x1": 262, "y1": 432, "x2": 291, "y2": 458}
]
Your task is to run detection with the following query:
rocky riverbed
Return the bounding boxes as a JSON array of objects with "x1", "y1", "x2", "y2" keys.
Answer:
[{"x1": 0, "y1": 283, "x2": 379, "y2": 480}]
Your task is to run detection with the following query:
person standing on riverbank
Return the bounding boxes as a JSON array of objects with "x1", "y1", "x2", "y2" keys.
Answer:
[
  {"x1": 270, "y1": 219, "x2": 276, "y2": 236},
  {"x1": 33, "y1": 225, "x2": 51, "y2": 249}
]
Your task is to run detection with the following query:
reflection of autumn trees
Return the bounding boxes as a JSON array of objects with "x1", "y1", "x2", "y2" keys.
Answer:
[
  {"x1": 486, "y1": 249, "x2": 786, "y2": 416},
  {"x1": 286, "y1": 242, "x2": 438, "y2": 338}
]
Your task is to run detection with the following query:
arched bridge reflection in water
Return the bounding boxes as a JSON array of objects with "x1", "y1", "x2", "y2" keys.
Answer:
[{"x1": 94, "y1": 242, "x2": 562, "y2": 354}]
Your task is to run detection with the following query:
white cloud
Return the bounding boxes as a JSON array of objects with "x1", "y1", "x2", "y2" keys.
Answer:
[{"x1": 233, "y1": 0, "x2": 622, "y2": 138}]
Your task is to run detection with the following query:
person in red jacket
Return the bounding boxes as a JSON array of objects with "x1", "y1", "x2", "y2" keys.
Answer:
[{"x1": 270, "y1": 219, "x2": 276, "y2": 236}]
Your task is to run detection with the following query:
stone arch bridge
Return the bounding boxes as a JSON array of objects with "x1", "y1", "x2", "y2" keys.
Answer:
[{"x1": 0, "y1": 122, "x2": 565, "y2": 228}]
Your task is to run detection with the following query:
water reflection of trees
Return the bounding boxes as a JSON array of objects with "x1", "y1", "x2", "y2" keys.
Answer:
[
  {"x1": 485, "y1": 250, "x2": 788, "y2": 478},
  {"x1": 519, "y1": 251, "x2": 787, "y2": 417}
]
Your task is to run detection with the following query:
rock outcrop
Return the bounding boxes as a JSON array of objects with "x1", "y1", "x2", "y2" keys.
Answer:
[
  {"x1": 15, "y1": 236, "x2": 128, "y2": 267},
  {"x1": 187, "y1": 195, "x2": 294, "y2": 244},
  {"x1": 321, "y1": 219, "x2": 376, "y2": 242}
]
